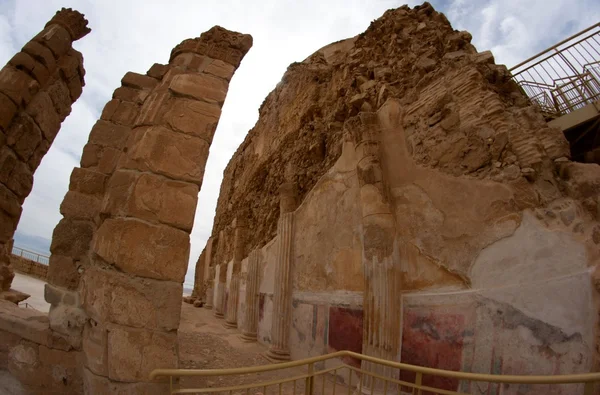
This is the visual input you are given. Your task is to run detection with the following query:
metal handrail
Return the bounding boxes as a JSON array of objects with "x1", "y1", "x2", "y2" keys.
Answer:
[
  {"x1": 151, "y1": 350, "x2": 600, "y2": 394},
  {"x1": 11, "y1": 246, "x2": 50, "y2": 265}
]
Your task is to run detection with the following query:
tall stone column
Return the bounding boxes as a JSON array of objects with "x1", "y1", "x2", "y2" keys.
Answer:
[
  {"x1": 214, "y1": 229, "x2": 227, "y2": 318},
  {"x1": 205, "y1": 266, "x2": 215, "y2": 310},
  {"x1": 0, "y1": 8, "x2": 90, "y2": 296},
  {"x1": 191, "y1": 250, "x2": 205, "y2": 301},
  {"x1": 224, "y1": 216, "x2": 247, "y2": 328},
  {"x1": 346, "y1": 113, "x2": 401, "y2": 393},
  {"x1": 266, "y1": 182, "x2": 297, "y2": 362},
  {"x1": 69, "y1": 27, "x2": 252, "y2": 393},
  {"x1": 241, "y1": 248, "x2": 261, "y2": 341}
]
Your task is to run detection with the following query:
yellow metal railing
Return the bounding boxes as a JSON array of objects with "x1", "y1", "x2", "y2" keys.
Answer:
[
  {"x1": 509, "y1": 22, "x2": 600, "y2": 117},
  {"x1": 150, "y1": 350, "x2": 600, "y2": 394}
]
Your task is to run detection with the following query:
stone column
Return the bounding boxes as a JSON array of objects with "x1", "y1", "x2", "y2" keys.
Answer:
[
  {"x1": 204, "y1": 266, "x2": 215, "y2": 310},
  {"x1": 241, "y1": 248, "x2": 261, "y2": 341},
  {"x1": 72, "y1": 27, "x2": 252, "y2": 393},
  {"x1": 224, "y1": 216, "x2": 247, "y2": 328},
  {"x1": 0, "y1": 8, "x2": 90, "y2": 296},
  {"x1": 214, "y1": 230, "x2": 227, "y2": 318},
  {"x1": 346, "y1": 113, "x2": 401, "y2": 394},
  {"x1": 190, "y1": 250, "x2": 205, "y2": 301},
  {"x1": 202, "y1": 237, "x2": 215, "y2": 309},
  {"x1": 266, "y1": 182, "x2": 297, "y2": 362}
]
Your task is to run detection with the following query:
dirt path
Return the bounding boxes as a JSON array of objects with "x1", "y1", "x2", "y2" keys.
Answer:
[{"x1": 177, "y1": 303, "x2": 349, "y2": 394}]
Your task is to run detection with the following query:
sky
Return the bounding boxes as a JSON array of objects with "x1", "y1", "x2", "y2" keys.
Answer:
[{"x1": 0, "y1": 0, "x2": 598, "y2": 289}]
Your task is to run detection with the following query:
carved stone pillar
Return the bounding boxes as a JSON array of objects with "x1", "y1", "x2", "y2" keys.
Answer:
[
  {"x1": 224, "y1": 216, "x2": 246, "y2": 328},
  {"x1": 0, "y1": 8, "x2": 90, "y2": 296},
  {"x1": 204, "y1": 266, "x2": 215, "y2": 310},
  {"x1": 266, "y1": 182, "x2": 297, "y2": 361},
  {"x1": 347, "y1": 113, "x2": 401, "y2": 393},
  {"x1": 241, "y1": 248, "x2": 261, "y2": 341}
]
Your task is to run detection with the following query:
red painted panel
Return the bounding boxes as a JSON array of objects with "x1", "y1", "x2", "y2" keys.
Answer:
[{"x1": 327, "y1": 306, "x2": 363, "y2": 367}]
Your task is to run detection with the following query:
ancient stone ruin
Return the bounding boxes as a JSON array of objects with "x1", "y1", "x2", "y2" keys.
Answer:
[
  {"x1": 0, "y1": 8, "x2": 89, "y2": 302},
  {"x1": 189, "y1": 2, "x2": 600, "y2": 394},
  {"x1": 1, "y1": 2, "x2": 600, "y2": 394}
]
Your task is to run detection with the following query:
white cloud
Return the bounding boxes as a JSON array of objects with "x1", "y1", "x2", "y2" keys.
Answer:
[{"x1": 1, "y1": 0, "x2": 598, "y2": 289}]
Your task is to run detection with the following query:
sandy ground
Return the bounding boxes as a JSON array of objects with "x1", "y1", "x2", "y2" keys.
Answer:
[
  {"x1": 10, "y1": 272, "x2": 49, "y2": 313},
  {"x1": 177, "y1": 303, "x2": 349, "y2": 394}
]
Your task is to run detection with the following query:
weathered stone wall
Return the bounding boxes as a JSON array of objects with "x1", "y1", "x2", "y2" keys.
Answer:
[
  {"x1": 199, "y1": 2, "x2": 600, "y2": 393},
  {"x1": 10, "y1": 255, "x2": 48, "y2": 280},
  {"x1": 0, "y1": 8, "x2": 89, "y2": 294}
]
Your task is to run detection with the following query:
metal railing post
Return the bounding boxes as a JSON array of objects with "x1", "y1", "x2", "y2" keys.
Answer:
[
  {"x1": 305, "y1": 362, "x2": 314, "y2": 395},
  {"x1": 412, "y1": 372, "x2": 422, "y2": 395}
]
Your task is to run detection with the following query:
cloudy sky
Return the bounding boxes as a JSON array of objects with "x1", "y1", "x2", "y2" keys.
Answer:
[{"x1": 1, "y1": 0, "x2": 598, "y2": 288}]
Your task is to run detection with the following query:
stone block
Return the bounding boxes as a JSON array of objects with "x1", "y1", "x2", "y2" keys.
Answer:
[
  {"x1": 112, "y1": 100, "x2": 140, "y2": 126},
  {"x1": 107, "y1": 325, "x2": 178, "y2": 382},
  {"x1": 46, "y1": 77, "x2": 72, "y2": 120},
  {"x1": 98, "y1": 147, "x2": 122, "y2": 174},
  {"x1": 122, "y1": 125, "x2": 210, "y2": 185},
  {"x1": 28, "y1": 138, "x2": 49, "y2": 171},
  {"x1": 50, "y1": 218, "x2": 94, "y2": 259},
  {"x1": 122, "y1": 71, "x2": 158, "y2": 90},
  {"x1": 146, "y1": 63, "x2": 169, "y2": 80},
  {"x1": 93, "y1": 217, "x2": 189, "y2": 282},
  {"x1": 205, "y1": 59, "x2": 236, "y2": 81},
  {"x1": 60, "y1": 190, "x2": 102, "y2": 220},
  {"x1": 169, "y1": 73, "x2": 228, "y2": 105},
  {"x1": 100, "y1": 99, "x2": 119, "y2": 121},
  {"x1": 7, "y1": 160, "x2": 33, "y2": 200},
  {"x1": 38, "y1": 345, "x2": 82, "y2": 393},
  {"x1": 34, "y1": 24, "x2": 72, "y2": 58},
  {"x1": 69, "y1": 167, "x2": 108, "y2": 196},
  {"x1": 113, "y1": 86, "x2": 149, "y2": 104},
  {"x1": 82, "y1": 321, "x2": 108, "y2": 376},
  {"x1": 22, "y1": 41, "x2": 56, "y2": 72},
  {"x1": 65, "y1": 73, "x2": 83, "y2": 102},
  {"x1": 47, "y1": 254, "x2": 80, "y2": 290},
  {"x1": 9, "y1": 51, "x2": 50, "y2": 86},
  {"x1": 83, "y1": 367, "x2": 169, "y2": 395},
  {"x1": 5, "y1": 112, "x2": 42, "y2": 162},
  {"x1": 0, "y1": 91, "x2": 17, "y2": 129},
  {"x1": 0, "y1": 66, "x2": 37, "y2": 107},
  {"x1": 0, "y1": 185, "x2": 21, "y2": 243},
  {"x1": 0, "y1": 146, "x2": 18, "y2": 184},
  {"x1": 48, "y1": 304, "x2": 87, "y2": 348},
  {"x1": 44, "y1": 283, "x2": 65, "y2": 306},
  {"x1": 165, "y1": 98, "x2": 221, "y2": 143},
  {"x1": 88, "y1": 119, "x2": 130, "y2": 149},
  {"x1": 102, "y1": 170, "x2": 198, "y2": 231},
  {"x1": 135, "y1": 91, "x2": 171, "y2": 126},
  {"x1": 7, "y1": 340, "x2": 40, "y2": 385},
  {"x1": 25, "y1": 91, "x2": 61, "y2": 142},
  {"x1": 80, "y1": 143, "x2": 100, "y2": 168},
  {"x1": 81, "y1": 267, "x2": 182, "y2": 331}
]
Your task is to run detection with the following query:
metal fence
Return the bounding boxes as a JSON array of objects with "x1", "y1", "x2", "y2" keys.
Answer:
[
  {"x1": 11, "y1": 246, "x2": 50, "y2": 265},
  {"x1": 150, "y1": 350, "x2": 599, "y2": 395},
  {"x1": 509, "y1": 22, "x2": 600, "y2": 117}
]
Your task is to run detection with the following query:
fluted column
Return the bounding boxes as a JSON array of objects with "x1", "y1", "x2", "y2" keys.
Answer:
[
  {"x1": 347, "y1": 113, "x2": 401, "y2": 394},
  {"x1": 241, "y1": 248, "x2": 261, "y2": 341},
  {"x1": 204, "y1": 266, "x2": 215, "y2": 310},
  {"x1": 266, "y1": 182, "x2": 297, "y2": 362},
  {"x1": 214, "y1": 230, "x2": 226, "y2": 318},
  {"x1": 224, "y1": 216, "x2": 247, "y2": 328}
]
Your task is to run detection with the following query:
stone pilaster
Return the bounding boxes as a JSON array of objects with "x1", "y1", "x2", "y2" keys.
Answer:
[
  {"x1": 241, "y1": 248, "x2": 261, "y2": 341},
  {"x1": 224, "y1": 272, "x2": 240, "y2": 328},
  {"x1": 71, "y1": 27, "x2": 252, "y2": 392},
  {"x1": 224, "y1": 216, "x2": 246, "y2": 328},
  {"x1": 0, "y1": 8, "x2": 90, "y2": 295},
  {"x1": 266, "y1": 182, "x2": 297, "y2": 362},
  {"x1": 347, "y1": 113, "x2": 401, "y2": 393},
  {"x1": 204, "y1": 265, "x2": 215, "y2": 310},
  {"x1": 214, "y1": 231, "x2": 226, "y2": 318}
]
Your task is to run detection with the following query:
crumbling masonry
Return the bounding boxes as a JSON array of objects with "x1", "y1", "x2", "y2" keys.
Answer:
[{"x1": 0, "y1": 8, "x2": 89, "y2": 299}]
